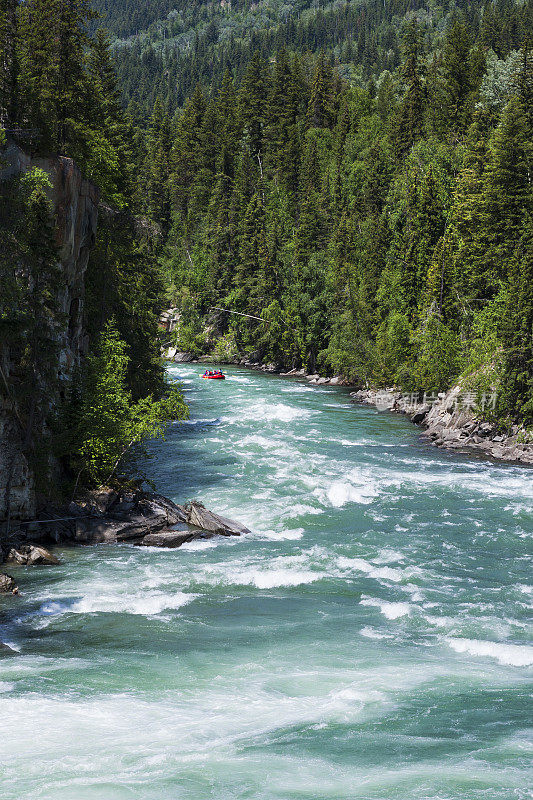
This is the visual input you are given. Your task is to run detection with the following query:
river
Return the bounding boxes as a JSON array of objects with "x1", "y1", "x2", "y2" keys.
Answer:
[{"x1": 0, "y1": 365, "x2": 532, "y2": 799}]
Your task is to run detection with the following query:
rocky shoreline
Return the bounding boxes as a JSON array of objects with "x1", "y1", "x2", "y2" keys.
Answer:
[
  {"x1": 350, "y1": 387, "x2": 533, "y2": 465},
  {"x1": 0, "y1": 490, "x2": 250, "y2": 599}
]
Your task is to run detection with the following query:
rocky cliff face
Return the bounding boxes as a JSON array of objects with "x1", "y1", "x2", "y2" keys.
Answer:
[{"x1": 0, "y1": 145, "x2": 99, "y2": 521}]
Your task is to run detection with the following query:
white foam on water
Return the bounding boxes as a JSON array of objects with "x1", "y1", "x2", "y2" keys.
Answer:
[
  {"x1": 360, "y1": 597, "x2": 411, "y2": 619},
  {"x1": 360, "y1": 626, "x2": 388, "y2": 639},
  {"x1": 1, "y1": 641, "x2": 21, "y2": 653},
  {"x1": 256, "y1": 528, "x2": 305, "y2": 541},
  {"x1": 179, "y1": 538, "x2": 225, "y2": 551},
  {"x1": 179, "y1": 418, "x2": 220, "y2": 426},
  {"x1": 0, "y1": 682, "x2": 15, "y2": 692},
  {"x1": 71, "y1": 590, "x2": 196, "y2": 616},
  {"x1": 280, "y1": 384, "x2": 314, "y2": 393},
  {"x1": 239, "y1": 401, "x2": 314, "y2": 423},
  {"x1": 40, "y1": 600, "x2": 70, "y2": 616},
  {"x1": 315, "y1": 469, "x2": 379, "y2": 507},
  {"x1": 202, "y1": 562, "x2": 323, "y2": 589},
  {"x1": 446, "y1": 637, "x2": 533, "y2": 667},
  {"x1": 252, "y1": 569, "x2": 320, "y2": 589},
  {"x1": 336, "y1": 557, "x2": 403, "y2": 583},
  {"x1": 380, "y1": 465, "x2": 533, "y2": 504}
]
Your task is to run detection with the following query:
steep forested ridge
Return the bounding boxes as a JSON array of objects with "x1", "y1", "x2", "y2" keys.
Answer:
[
  {"x1": 0, "y1": 0, "x2": 185, "y2": 510},
  {"x1": 107, "y1": 0, "x2": 533, "y2": 427}
]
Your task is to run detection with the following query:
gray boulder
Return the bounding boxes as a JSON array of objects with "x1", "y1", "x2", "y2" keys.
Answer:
[
  {"x1": 5, "y1": 545, "x2": 60, "y2": 566},
  {"x1": 0, "y1": 574, "x2": 18, "y2": 594},
  {"x1": 174, "y1": 352, "x2": 195, "y2": 363},
  {"x1": 140, "y1": 529, "x2": 195, "y2": 548},
  {"x1": 186, "y1": 501, "x2": 250, "y2": 536}
]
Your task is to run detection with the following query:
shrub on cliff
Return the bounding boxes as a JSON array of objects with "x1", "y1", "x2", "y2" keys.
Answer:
[{"x1": 62, "y1": 320, "x2": 187, "y2": 489}]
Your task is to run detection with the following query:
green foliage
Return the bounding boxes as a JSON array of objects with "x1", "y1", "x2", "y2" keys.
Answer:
[{"x1": 67, "y1": 321, "x2": 187, "y2": 487}]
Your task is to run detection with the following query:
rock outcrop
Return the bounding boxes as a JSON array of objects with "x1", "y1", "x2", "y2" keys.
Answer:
[
  {"x1": 0, "y1": 573, "x2": 18, "y2": 594},
  {"x1": 5, "y1": 545, "x2": 60, "y2": 566},
  {"x1": 351, "y1": 387, "x2": 533, "y2": 465},
  {"x1": 15, "y1": 490, "x2": 251, "y2": 551},
  {"x1": 186, "y1": 501, "x2": 250, "y2": 536}
]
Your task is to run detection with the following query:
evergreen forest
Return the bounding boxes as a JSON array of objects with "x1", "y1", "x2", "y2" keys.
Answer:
[{"x1": 109, "y1": 0, "x2": 533, "y2": 425}]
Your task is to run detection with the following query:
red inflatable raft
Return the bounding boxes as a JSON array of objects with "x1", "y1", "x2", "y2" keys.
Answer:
[{"x1": 202, "y1": 371, "x2": 226, "y2": 379}]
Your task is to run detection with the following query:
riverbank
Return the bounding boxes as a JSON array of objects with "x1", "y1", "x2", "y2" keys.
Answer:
[
  {"x1": 0, "y1": 490, "x2": 250, "y2": 602},
  {"x1": 351, "y1": 386, "x2": 533, "y2": 465}
]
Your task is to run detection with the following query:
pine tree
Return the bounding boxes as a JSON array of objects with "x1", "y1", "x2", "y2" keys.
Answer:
[
  {"x1": 170, "y1": 84, "x2": 206, "y2": 225},
  {"x1": 307, "y1": 52, "x2": 334, "y2": 129},
  {"x1": 17, "y1": 0, "x2": 95, "y2": 152},
  {"x1": 0, "y1": 0, "x2": 18, "y2": 126},
  {"x1": 235, "y1": 191, "x2": 277, "y2": 314},
  {"x1": 18, "y1": 170, "x2": 63, "y2": 452},
  {"x1": 439, "y1": 19, "x2": 477, "y2": 134},
  {"x1": 266, "y1": 50, "x2": 302, "y2": 193},
  {"x1": 483, "y1": 95, "x2": 532, "y2": 284},
  {"x1": 394, "y1": 21, "x2": 426, "y2": 156},
  {"x1": 140, "y1": 98, "x2": 172, "y2": 232},
  {"x1": 238, "y1": 51, "x2": 270, "y2": 162},
  {"x1": 498, "y1": 218, "x2": 533, "y2": 422},
  {"x1": 86, "y1": 28, "x2": 135, "y2": 207}
]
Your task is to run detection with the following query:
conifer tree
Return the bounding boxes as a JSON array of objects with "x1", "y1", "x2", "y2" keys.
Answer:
[
  {"x1": 17, "y1": 0, "x2": 94, "y2": 152},
  {"x1": 235, "y1": 191, "x2": 277, "y2": 314},
  {"x1": 439, "y1": 19, "x2": 477, "y2": 134},
  {"x1": 483, "y1": 95, "x2": 532, "y2": 285},
  {"x1": 307, "y1": 53, "x2": 334, "y2": 129},
  {"x1": 0, "y1": 0, "x2": 18, "y2": 126},
  {"x1": 18, "y1": 170, "x2": 62, "y2": 452},
  {"x1": 238, "y1": 51, "x2": 269, "y2": 162},
  {"x1": 394, "y1": 21, "x2": 426, "y2": 156},
  {"x1": 498, "y1": 219, "x2": 533, "y2": 422}
]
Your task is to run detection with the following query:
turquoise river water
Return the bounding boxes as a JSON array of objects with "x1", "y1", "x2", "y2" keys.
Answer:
[{"x1": 0, "y1": 364, "x2": 532, "y2": 799}]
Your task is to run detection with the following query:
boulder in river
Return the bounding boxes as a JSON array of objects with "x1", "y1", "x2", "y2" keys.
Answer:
[
  {"x1": 186, "y1": 501, "x2": 251, "y2": 536},
  {"x1": 5, "y1": 545, "x2": 60, "y2": 566},
  {"x1": 0, "y1": 573, "x2": 18, "y2": 594},
  {"x1": 25, "y1": 491, "x2": 250, "y2": 549},
  {"x1": 140, "y1": 529, "x2": 195, "y2": 548}
]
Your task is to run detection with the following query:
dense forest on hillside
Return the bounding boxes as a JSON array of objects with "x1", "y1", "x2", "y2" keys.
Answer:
[
  {"x1": 112, "y1": 0, "x2": 533, "y2": 426},
  {"x1": 92, "y1": 0, "x2": 531, "y2": 115}
]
